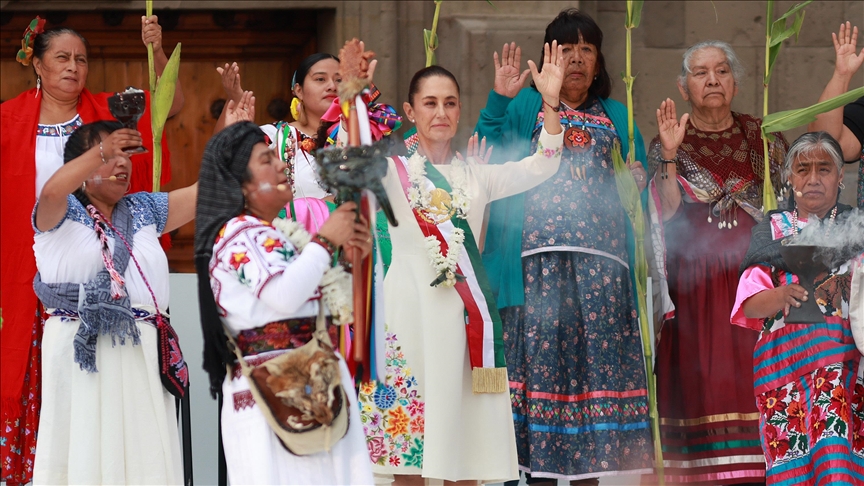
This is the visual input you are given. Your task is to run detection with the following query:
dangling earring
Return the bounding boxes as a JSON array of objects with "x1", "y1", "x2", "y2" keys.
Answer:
[
  {"x1": 82, "y1": 181, "x2": 87, "y2": 192},
  {"x1": 35, "y1": 75, "x2": 41, "y2": 98},
  {"x1": 840, "y1": 182, "x2": 845, "y2": 190}
]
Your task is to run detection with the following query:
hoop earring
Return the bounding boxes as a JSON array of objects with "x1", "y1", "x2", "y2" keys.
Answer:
[
  {"x1": 35, "y1": 75, "x2": 41, "y2": 98},
  {"x1": 839, "y1": 182, "x2": 845, "y2": 190}
]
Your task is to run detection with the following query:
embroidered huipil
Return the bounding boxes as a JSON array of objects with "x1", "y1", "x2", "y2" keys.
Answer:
[{"x1": 210, "y1": 214, "x2": 373, "y2": 486}]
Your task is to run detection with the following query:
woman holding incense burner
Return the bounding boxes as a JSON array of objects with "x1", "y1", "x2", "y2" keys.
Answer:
[
  {"x1": 732, "y1": 131, "x2": 864, "y2": 485},
  {"x1": 357, "y1": 42, "x2": 564, "y2": 484}
]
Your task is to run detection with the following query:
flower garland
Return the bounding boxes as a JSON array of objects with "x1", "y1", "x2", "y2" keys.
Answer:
[
  {"x1": 271, "y1": 217, "x2": 353, "y2": 325},
  {"x1": 426, "y1": 229, "x2": 465, "y2": 288},
  {"x1": 406, "y1": 152, "x2": 473, "y2": 288}
]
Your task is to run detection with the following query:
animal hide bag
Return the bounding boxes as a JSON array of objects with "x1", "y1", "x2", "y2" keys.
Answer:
[{"x1": 227, "y1": 308, "x2": 349, "y2": 455}]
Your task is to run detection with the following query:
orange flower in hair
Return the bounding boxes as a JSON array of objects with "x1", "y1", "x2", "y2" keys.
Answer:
[{"x1": 16, "y1": 16, "x2": 46, "y2": 66}]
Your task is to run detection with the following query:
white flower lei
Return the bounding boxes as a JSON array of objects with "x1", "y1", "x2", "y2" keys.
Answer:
[
  {"x1": 425, "y1": 229, "x2": 465, "y2": 287},
  {"x1": 406, "y1": 153, "x2": 473, "y2": 287},
  {"x1": 406, "y1": 152, "x2": 471, "y2": 218},
  {"x1": 271, "y1": 217, "x2": 353, "y2": 325}
]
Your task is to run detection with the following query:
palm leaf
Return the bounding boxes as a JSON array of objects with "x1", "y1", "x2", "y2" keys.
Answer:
[{"x1": 762, "y1": 85, "x2": 864, "y2": 134}]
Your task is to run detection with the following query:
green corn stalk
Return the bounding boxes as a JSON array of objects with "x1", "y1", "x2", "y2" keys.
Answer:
[
  {"x1": 424, "y1": 0, "x2": 443, "y2": 68},
  {"x1": 620, "y1": 1, "x2": 663, "y2": 483},
  {"x1": 612, "y1": 142, "x2": 660, "y2": 483},
  {"x1": 150, "y1": 44, "x2": 181, "y2": 192},
  {"x1": 146, "y1": 1, "x2": 155, "y2": 92},
  {"x1": 761, "y1": 0, "x2": 811, "y2": 211}
]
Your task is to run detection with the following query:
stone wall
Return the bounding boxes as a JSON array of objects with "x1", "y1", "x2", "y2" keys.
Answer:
[{"x1": 4, "y1": 0, "x2": 861, "y2": 202}]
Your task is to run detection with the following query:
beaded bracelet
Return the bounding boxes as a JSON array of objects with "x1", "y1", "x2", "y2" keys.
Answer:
[{"x1": 311, "y1": 234, "x2": 338, "y2": 255}]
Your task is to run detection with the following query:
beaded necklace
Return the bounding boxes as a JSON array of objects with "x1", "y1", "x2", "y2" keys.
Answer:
[{"x1": 790, "y1": 205, "x2": 838, "y2": 236}]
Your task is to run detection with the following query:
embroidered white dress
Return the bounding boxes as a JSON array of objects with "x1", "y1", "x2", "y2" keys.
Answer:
[
  {"x1": 210, "y1": 214, "x2": 373, "y2": 486},
  {"x1": 357, "y1": 128, "x2": 563, "y2": 482},
  {"x1": 32, "y1": 193, "x2": 183, "y2": 485}
]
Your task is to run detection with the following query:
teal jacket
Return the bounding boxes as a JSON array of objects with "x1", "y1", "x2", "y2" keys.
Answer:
[{"x1": 474, "y1": 88, "x2": 647, "y2": 309}]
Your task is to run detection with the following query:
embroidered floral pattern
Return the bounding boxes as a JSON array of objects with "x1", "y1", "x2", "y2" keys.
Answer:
[
  {"x1": 36, "y1": 115, "x2": 82, "y2": 137},
  {"x1": 359, "y1": 330, "x2": 425, "y2": 469},
  {"x1": 758, "y1": 362, "x2": 864, "y2": 469}
]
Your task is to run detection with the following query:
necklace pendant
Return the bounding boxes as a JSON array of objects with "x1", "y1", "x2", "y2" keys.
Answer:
[{"x1": 564, "y1": 126, "x2": 592, "y2": 153}]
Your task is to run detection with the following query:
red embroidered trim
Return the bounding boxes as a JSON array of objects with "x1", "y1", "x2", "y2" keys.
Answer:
[{"x1": 233, "y1": 390, "x2": 256, "y2": 411}]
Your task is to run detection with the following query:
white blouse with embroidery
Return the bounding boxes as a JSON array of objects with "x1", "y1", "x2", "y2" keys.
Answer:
[
  {"x1": 209, "y1": 214, "x2": 332, "y2": 335},
  {"x1": 35, "y1": 115, "x2": 82, "y2": 196}
]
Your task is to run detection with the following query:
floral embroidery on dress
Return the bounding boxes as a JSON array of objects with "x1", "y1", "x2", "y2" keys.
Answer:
[
  {"x1": 36, "y1": 115, "x2": 82, "y2": 137},
  {"x1": 359, "y1": 330, "x2": 424, "y2": 469}
]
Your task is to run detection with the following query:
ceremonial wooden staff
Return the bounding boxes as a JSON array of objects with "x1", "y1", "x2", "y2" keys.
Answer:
[{"x1": 315, "y1": 40, "x2": 398, "y2": 380}]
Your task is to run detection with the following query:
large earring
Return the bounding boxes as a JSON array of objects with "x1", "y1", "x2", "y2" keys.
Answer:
[
  {"x1": 35, "y1": 75, "x2": 41, "y2": 98},
  {"x1": 840, "y1": 182, "x2": 845, "y2": 190}
]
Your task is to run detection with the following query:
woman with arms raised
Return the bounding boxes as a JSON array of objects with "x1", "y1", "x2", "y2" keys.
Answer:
[
  {"x1": 31, "y1": 114, "x2": 199, "y2": 484},
  {"x1": 0, "y1": 17, "x2": 183, "y2": 484},
  {"x1": 648, "y1": 39, "x2": 788, "y2": 485},
  {"x1": 732, "y1": 132, "x2": 864, "y2": 485},
  {"x1": 358, "y1": 42, "x2": 564, "y2": 485},
  {"x1": 474, "y1": 8, "x2": 652, "y2": 484}
]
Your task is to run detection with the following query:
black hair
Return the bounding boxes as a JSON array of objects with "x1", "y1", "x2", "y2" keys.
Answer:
[
  {"x1": 292, "y1": 52, "x2": 339, "y2": 89},
  {"x1": 539, "y1": 8, "x2": 612, "y2": 99},
  {"x1": 33, "y1": 26, "x2": 89, "y2": 62},
  {"x1": 407, "y1": 65, "x2": 461, "y2": 106},
  {"x1": 63, "y1": 120, "x2": 123, "y2": 208}
]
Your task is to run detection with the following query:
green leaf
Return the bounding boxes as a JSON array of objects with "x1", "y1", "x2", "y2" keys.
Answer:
[
  {"x1": 423, "y1": 29, "x2": 438, "y2": 67},
  {"x1": 761, "y1": 85, "x2": 864, "y2": 134},
  {"x1": 151, "y1": 43, "x2": 181, "y2": 138},
  {"x1": 791, "y1": 10, "x2": 806, "y2": 41},
  {"x1": 775, "y1": 0, "x2": 811, "y2": 24},
  {"x1": 626, "y1": 0, "x2": 644, "y2": 29}
]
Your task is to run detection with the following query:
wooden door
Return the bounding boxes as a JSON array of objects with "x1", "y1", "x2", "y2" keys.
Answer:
[{"x1": 1, "y1": 9, "x2": 319, "y2": 272}]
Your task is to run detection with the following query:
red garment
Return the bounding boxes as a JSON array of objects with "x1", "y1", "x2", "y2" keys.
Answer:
[{"x1": 0, "y1": 87, "x2": 170, "y2": 483}]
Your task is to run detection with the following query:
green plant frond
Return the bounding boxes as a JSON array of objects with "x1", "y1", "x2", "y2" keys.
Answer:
[
  {"x1": 761, "y1": 85, "x2": 864, "y2": 134},
  {"x1": 146, "y1": 0, "x2": 156, "y2": 92},
  {"x1": 791, "y1": 10, "x2": 806, "y2": 41},
  {"x1": 151, "y1": 43, "x2": 181, "y2": 138},
  {"x1": 625, "y1": 0, "x2": 643, "y2": 29},
  {"x1": 774, "y1": 0, "x2": 812, "y2": 24},
  {"x1": 765, "y1": 43, "x2": 781, "y2": 83}
]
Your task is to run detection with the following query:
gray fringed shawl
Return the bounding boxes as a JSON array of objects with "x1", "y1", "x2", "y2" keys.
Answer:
[{"x1": 33, "y1": 198, "x2": 139, "y2": 373}]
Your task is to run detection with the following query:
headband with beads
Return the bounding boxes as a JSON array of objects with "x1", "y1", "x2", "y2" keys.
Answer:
[{"x1": 16, "y1": 16, "x2": 46, "y2": 66}]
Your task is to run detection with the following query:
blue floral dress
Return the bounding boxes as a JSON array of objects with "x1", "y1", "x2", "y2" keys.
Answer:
[{"x1": 503, "y1": 97, "x2": 653, "y2": 480}]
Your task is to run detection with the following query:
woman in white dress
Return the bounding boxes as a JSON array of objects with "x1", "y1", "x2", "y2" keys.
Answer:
[
  {"x1": 357, "y1": 43, "x2": 565, "y2": 485},
  {"x1": 194, "y1": 119, "x2": 375, "y2": 485},
  {"x1": 31, "y1": 119, "x2": 198, "y2": 484}
]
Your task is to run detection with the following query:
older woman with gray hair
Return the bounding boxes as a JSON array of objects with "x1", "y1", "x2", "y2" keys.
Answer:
[
  {"x1": 646, "y1": 40, "x2": 788, "y2": 485},
  {"x1": 732, "y1": 131, "x2": 864, "y2": 485}
]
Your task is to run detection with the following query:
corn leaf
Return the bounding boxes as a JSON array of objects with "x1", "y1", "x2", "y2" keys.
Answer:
[
  {"x1": 423, "y1": 29, "x2": 438, "y2": 67},
  {"x1": 762, "y1": 85, "x2": 864, "y2": 134},
  {"x1": 774, "y1": 0, "x2": 811, "y2": 24},
  {"x1": 626, "y1": 0, "x2": 643, "y2": 29},
  {"x1": 150, "y1": 42, "x2": 181, "y2": 192}
]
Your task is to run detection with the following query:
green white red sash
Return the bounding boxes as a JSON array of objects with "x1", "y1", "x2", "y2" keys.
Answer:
[{"x1": 393, "y1": 156, "x2": 506, "y2": 393}]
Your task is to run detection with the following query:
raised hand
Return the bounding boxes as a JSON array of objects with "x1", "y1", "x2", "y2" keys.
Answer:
[
  {"x1": 224, "y1": 91, "x2": 255, "y2": 127},
  {"x1": 102, "y1": 128, "x2": 143, "y2": 158},
  {"x1": 528, "y1": 41, "x2": 565, "y2": 104},
  {"x1": 456, "y1": 133, "x2": 493, "y2": 165},
  {"x1": 832, "y1": 22, "x2": 864, "y2": 78},
  {"x1": 141, "y1": 15, "x2": 162, "y2": 52},
  {"x1": 216, "y1": 62, "x2": 244, "y2": 102},
  {"x1": 493, "y1": 42, "x2": 531, "y2": 98},
  {"x1": 656, "y1": 98, "x2": 689, "y2": 160}
]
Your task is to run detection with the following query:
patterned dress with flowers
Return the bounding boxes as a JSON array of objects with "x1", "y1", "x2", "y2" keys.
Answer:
[
  {"x1": 732, "y1": 211, "x2": 864, "y2": 485},
  {"x1": 502, "y1": 98, "x2": 654, "y2": 481}
]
